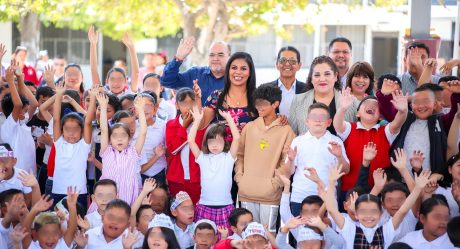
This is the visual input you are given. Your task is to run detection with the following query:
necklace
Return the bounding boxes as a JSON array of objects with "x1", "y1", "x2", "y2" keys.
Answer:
[{"x1": 227, "y1": 91, "x2": 246, "y2": 107}]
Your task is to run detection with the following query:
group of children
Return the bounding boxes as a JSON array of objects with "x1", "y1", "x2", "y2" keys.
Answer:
[{"x1": 1, "y1": 38, "x2": 460, "y2": 249}]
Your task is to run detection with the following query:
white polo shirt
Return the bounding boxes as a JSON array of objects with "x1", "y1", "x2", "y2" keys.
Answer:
[
  {"x1": 399, "y1": 230, "x2": 455, "y2": 249},
  {"x1": 85, "y1": 226, "x2": 128, "y2": 249},
  {"x1": 0, "y1": 168, "x2": 32, "y2": 194},
  {"x1": 0, "y1": 115, "x2": 36, "y2": 175},
  {"x1": 435, "y1": 187, "x2": 460, "y2": 218},
  {"x1": 173, "y1": 223, "x2": 194, "y2": 249},
  {"x1": 85, "y1": 210, "x2": 102, "y2": 229},
  {"x1": 290, "y1": 131, "x2": 349, "y2": 203}
]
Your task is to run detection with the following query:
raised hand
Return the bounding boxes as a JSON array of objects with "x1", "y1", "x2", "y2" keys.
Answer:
[
  {"x1": 176, "y1": 37, "x2": 195, "y2": 61},
  {"x1": 77, "y1": 215, "x2": 90, "y2": 230},
  {"x1": 390, "y1": 90, "x2": 409, "y2": 113},
  {"x1": 66, "y1": 186, "x2": 79, "y2": 206},
  {"x1": 410, "y1": 150, "x2": 424, "y2": 172},
  {"x1": 10, "y1": 225, "x2": 29, "y2": 244},
  {"x1": 390, "y1": 148, "x2": 407, "y2": 170},
  {"x1": 5, "y1": 194, "x2": 24, "y2": 218},
  {"x1": 142, "y1": 178, "x2": 157, "y2": 194},
  {"x1": 373, "y1": 168, "x2": 387, "y2": 190},
  {"x1": 305, "y1": 215, "x2": 327, "y2": 231},
  {"x1": 423, "y1": 58, "x2": 437, "y2": 69},
  {"x1": 0, "y1": 43, "x2": 6, "y2": 61},
  {"x1": 348, "y1": 191, "x2": 359, "y2": 214},
  {"x1": 303, "y1": 167, "x2": 321, "y2": 184},
  {"x1": 339, "y1": 87, "x2": 354, "y2": 111},
  {"x1": 62, "y1": 95, "x2": 73, "y2": 104},
  {"x1": 423, "y1": 180, "x2": 438, "y2": 195},
  {"x1": 32, "y1": 195, "x2": 54, "y2": 212},
  {"x1": 328, "y1": 164, "x2": 345, "y2": 182},
  {"x1": 11, "y1": 59, "x2": 22, "y2": 77},
  {"x1": 381, "y1": 78, "x2": 399, "y2": 95},
  {"x1": 154, "y1": 144, "x2": 165, "y2": 157},
  {"x1": 96, "y1": 93, "x2": 108, "y2": 108},
  {"x1": 122, "y1": 227, "x2": 140, "y2": 249},
  {"x1": 362, "y1": 142, "x2": 377, "y2": 164},
  {"x1": 217, "y1": 226, "x2": 229, "y2": 239},
  {"x1": 55, "y1": 81, "x2": 66, "y2": 95},
  {"x1": 218, "y1": 109, "x2": 233, "y2": 122},
  {"x1": 193, "y1": 79, "x2": 201, "y2": 99},
  {"x1": 5, "y1": 65, "x2": 15, "y2": 84},
  {"x1": 408, "y1": 47, "x2": 423, "y2": 67},
  {"x1": 447, "y1": 80, "x2": 460, "y2": 94},
  {"x1": 43, "y1": 65, "x2": 55, "y2": 84},
  {"x1": 88, "y1": 26, "x2": 98, "y2": 44},
  {"x1": 328, "y1": 141, "x2": 343, "y2": 158},
  {"x1": 122, "y1": 33, "x2": 134, "y2": 49},
  {"x1": 133, "y1": 95, "x2": 146, "y2": 111},
  {"x1": 440, "y1": 59, "x2": 460, "y2": 74},
  {"x1": 17, "y1": 169, "x2": 39, "y2": 187},
  {"x1": 190, "y1": 106, "x2": 204, "y2": 122},
  {"x1": 284, "y1": 145, "x2": 297, "y2": 162},
  {"x1": 285, "y1": 216, "x2": 308, "y2": 229},
  {"x1": 74, "y1": 229, "x2": 89, "y2": 248},
  {"x1": 415, "y1": 170, "x2": 431, "y2": 189}
]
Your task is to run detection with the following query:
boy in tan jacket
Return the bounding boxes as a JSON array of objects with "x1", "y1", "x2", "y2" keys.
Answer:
[{"x1": 235, "y1": 84, "x2": 295, "y2": 232}]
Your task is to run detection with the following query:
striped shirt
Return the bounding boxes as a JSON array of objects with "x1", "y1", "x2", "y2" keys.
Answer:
[{"x1": 100, "y1": 145, "x2": 141, "y2": 205}]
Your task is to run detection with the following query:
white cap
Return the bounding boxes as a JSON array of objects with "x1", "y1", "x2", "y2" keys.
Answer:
[
  {"x1": 148, "y1": 213, "x2": 174, "y2": 230},
  {"x1": 242, "y1": 222, "x2": 267, "y2": 239},
  {"x1": 0, "y1": 145, "x2": 14, "y2": 158},
  {"x1": 194, "y1": 219, "x2": 217, "y2": 234},
  {"x1": 297, "y1": 226, "x2": 323, "y2": 242},
  {"x1": 170, "y1": 191, "x2": 192, "y2": 210}
]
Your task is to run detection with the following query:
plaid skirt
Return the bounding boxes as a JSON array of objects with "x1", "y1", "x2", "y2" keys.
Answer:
[{"x1": 194, "y1": 203, "x2": 234, "y2": 229}]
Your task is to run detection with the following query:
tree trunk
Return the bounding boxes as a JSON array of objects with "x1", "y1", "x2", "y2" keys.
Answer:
[
  {"x1": 19, "y1": 12, "x2": 40, "y2": 65},
  {"x1": 177, "y1": 0, "x2": 229, "y2": 66}
]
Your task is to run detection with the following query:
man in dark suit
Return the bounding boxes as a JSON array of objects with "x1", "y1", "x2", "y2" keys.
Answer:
[{"x1": 264, "y1": 46, "x2": 307, "y2": 116}]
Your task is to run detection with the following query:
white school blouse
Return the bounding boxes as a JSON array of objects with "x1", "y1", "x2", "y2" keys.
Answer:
[
  {"x1": 85, "y1": 226, "x2": 129, "y2": 249},
  {"x1": 28, "y1": 238, "x2": 71, "y2": 249},
  {"x1": 399, "y1": 230, "x2": 455, "y2": 249},
  {"x1": 337, "y1": 215, "x2": 399, "y2": 249},
  {"x1": 52, "y1": 137, "x2": 91, "y2": 194}
]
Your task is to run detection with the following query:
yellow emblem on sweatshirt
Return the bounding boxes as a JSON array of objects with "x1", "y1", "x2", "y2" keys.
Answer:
[{"x1": 259, "y1": 139, "x2": 268, "y2": 149}]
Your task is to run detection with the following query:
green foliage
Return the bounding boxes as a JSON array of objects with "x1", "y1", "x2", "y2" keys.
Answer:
[{"x1": 0, "y1": 0, "x2": 406, "y2": 41}]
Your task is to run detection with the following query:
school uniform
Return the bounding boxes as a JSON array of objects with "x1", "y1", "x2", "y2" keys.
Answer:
[
  {"x1": 173, "y1": 223, "x2": 194, "y2": 249},
  {"x1": 86, "y1": 226, "x2": 128, "y2": 248},
  {"x1": 435, "y1": 187, "x2": 460, "y2": 217},
  {"x1": 136, "y1": 119, "x2": 167, "y2": 183},
  {"x1": 0, "y1": 115, "x2": 36, "y2": 175},
  {"x1": 289, "y1": 131, "x2": 349, "y2": 215},
  {"x1": 399, "y1": 230, "x2": 455, "y2": 249},
  {"x1": 85, "y1": 210, "x2": 102, "y2": 229}
]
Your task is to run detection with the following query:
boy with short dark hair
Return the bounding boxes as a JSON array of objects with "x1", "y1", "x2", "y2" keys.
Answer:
[
  {"x1": 285, "y1": 102, "x2": 350, "y2": 217},
  {"x1": 0, "y1": 189, "x2": 28, "y2": 248},
  {"x1": 215, "y1": 208, "x2": 254, "y2": 249},
  {"x1": 189, "y1": 219, "x2": 218, "y2": 249},
  {"x1": 235, "y1": 84, "x2": 295, "y2": 232}
]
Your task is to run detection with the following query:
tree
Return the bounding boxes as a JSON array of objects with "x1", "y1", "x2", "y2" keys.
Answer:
[{"x1": 0, "y1": 0, "x2": 406, "y2": 64}]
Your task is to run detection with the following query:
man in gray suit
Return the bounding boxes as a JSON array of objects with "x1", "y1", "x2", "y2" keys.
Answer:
[{"x1": 264, "y1": 46, "x2": 307, "y2": 116}]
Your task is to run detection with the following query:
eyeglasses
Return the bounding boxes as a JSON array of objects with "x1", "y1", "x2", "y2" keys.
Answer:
[{"x1": 278, "y1": 58, "x2": 298, "y2": 65}]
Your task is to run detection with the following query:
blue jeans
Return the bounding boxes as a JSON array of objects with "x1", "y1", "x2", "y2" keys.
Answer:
[{"x1": 290, "y1": 202, "x2": 302, "y2": 217}]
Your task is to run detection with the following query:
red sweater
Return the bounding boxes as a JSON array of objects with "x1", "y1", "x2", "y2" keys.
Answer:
[
  {"x1": 165, "y1": 116, "x2": 206, "y2": 184},
  {"x1": 341, "y1": 123, "x2": 391, "y2": 191}
]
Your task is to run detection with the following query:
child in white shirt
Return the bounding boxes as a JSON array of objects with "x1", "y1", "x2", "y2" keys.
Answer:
[
  {"x1": 285, "y1": 103, "x2": 350, "y2": 213},
  {"x1": 51, "y1": 84, "x2": 93, "y2": 210},
  {"x1": 1, "y1": 64, "x2": 38, "y2": 175}
]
